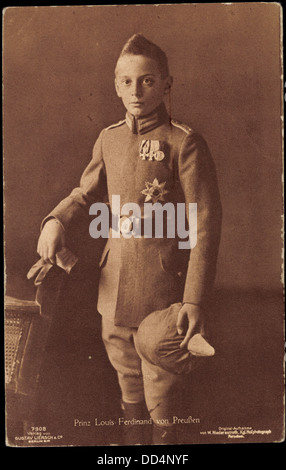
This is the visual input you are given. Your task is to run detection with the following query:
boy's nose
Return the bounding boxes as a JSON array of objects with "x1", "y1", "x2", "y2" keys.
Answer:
[{"x1": 132, "y1": 81, "x2": 143, "y2": 97}]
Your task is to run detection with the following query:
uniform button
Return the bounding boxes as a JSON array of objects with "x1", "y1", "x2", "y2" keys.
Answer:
[{"x1": 120, "y1": 217, "x2": 133, "y2": 234}]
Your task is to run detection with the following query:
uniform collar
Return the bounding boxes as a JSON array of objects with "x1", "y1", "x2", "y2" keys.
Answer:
[{"x1": 125, "y1": 103, "x2": 169, "y2": 135}]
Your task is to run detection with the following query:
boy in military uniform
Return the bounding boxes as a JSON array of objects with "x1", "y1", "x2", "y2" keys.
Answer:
[{"x1": 37, "y1": 34, "x2": 222, "y2": 445}]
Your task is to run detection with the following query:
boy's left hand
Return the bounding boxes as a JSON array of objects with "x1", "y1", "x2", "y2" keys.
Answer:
[{"x1": 176, "y1": 303, "x2": 204, "y2": 349}]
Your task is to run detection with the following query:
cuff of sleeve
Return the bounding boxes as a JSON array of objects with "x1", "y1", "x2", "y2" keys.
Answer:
[
  {"x1": 40, "y1": 215, "x2": 65, "y2": 232},
  {"x1": 183, "y1": 288, "x2": 204, "y2": 306},
  {"x1": 183, "y1": 301, "x2": 202, "y2": 306}
]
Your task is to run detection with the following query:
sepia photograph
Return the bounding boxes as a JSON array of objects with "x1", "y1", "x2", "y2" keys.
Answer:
[{"x1": 3, "y1": 3, "x2": 284, "y2": 448}]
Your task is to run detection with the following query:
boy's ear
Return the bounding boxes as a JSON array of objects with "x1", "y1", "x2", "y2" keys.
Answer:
[
  {"x1": 163, "y1": 76, "x2": 173, "y2": 95},
  {"x1": 115, "y1": 78, "x2": 122, "y2": 98}
]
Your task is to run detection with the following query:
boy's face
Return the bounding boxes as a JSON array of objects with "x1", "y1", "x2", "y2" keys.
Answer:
[{"x1": 115, "y1": 54, "x2": 172, "y2": 117}]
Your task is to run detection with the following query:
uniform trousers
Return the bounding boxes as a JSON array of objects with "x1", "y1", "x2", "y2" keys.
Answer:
[{"x1": 101, "y1": 316, "x2": 184, "y2": 423}]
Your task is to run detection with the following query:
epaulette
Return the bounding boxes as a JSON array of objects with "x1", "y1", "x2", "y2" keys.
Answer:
[
  {"x1": 105, "y1": 119, "x2": 126, "y2": 131},
  {"x1": 171, "y1": 119, "x2": 193, "y2": 134}
]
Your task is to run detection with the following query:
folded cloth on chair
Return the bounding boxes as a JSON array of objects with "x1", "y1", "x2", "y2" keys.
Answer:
[{"x1": 27, "y1": 247, "x2": 78, "y2": 286}]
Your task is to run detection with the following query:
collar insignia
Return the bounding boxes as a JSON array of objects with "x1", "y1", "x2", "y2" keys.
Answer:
[{"x1": 125, "y1": 103, "x2": 169, "y2": 135}]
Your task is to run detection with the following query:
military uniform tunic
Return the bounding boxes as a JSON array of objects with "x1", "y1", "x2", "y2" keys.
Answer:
[{"x1": 48, "y1": 103, "x2": 222, "y2": 327}]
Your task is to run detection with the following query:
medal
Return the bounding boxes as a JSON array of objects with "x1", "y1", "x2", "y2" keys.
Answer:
[
  {"x1": 141, "y1": 178, "x2": 169, "y2": 203},
  {"x1": 154, "y1": 150, "x2": 164, "y2": 161},
  {"x1": 139, "y1": 140, "x2": 165, "y2": 161},
  {"x1": 139, "y1": 140, "x2": 150, "y2": 160}
]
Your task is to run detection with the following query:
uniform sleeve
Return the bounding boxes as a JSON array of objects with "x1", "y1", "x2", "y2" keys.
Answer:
[
  {"x1": 178, "y1": 132, "x2": 222, "y2": 305},
  {"x1": 42, "y1": 129, "x2": 108, "y2": 230}
]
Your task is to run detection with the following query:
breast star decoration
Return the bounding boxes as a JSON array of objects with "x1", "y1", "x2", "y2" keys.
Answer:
[{"x1": 141, "y1": 178, "x2": 169, "y2": 203}]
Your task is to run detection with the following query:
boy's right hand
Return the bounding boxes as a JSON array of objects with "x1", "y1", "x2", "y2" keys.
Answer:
[{"x1": 37, "y1": 218, "x2": 65, "y2": 265}]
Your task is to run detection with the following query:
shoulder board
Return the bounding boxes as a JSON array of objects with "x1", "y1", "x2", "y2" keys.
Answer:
[
  {"x1": 105, "y1": 119, "x2": 126, "y2": 131},
  {"x1": 171, "y1": 119, "x2": 193, "y2": 134}
]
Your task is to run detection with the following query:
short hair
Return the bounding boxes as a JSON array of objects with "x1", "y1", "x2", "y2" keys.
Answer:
[{"x1": 116, "y1": 34, "x2": 170, "y2": 78}]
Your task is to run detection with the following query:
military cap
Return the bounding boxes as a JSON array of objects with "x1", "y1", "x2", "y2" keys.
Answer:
[{"x1": 136, "y1": 302, "x2": 215, "y2": 375}]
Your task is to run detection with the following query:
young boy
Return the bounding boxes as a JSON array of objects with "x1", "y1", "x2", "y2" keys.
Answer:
[{"x1": 37, "y1": 34, "x2": 222, "y2": 445}]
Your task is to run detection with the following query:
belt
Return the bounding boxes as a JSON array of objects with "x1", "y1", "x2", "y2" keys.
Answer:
[{"x1": 117, "y1": 214, "x2": 176, "y2": 238}]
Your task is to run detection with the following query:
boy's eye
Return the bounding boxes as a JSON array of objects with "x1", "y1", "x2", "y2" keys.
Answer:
[
  {"x1": 121, "y1": 79, "x2": 131, "y2": 86},
  {"x1": 142, "y1": 77, "x2": 154, "y2": 86}
]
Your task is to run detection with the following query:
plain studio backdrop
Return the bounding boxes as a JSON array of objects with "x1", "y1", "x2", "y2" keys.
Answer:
[
  {"x1": 3, "y1": 4, "x2": 283, "y2": 297},
  {"x1": 3, "y1": 4, "x2": 284, "y2": 444}
]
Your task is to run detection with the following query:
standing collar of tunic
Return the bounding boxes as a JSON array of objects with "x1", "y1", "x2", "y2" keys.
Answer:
[{"x1": 125, "y1": 103, "x2": 170, "y2": 135}]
